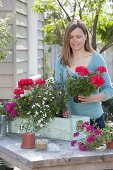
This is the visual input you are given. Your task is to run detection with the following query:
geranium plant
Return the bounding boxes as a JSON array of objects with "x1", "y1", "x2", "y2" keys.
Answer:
[
  {"x1": 8, "y1": 77, "x2": 68, "y2": 133},
  {"x1": 66, "y1": 66, "x2": 106, "y2": 101},
  {"x1": 71, "y1": 121, "x2": 113, "y2": 151}
]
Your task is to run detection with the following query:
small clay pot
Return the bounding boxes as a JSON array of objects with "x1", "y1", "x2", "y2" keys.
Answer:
[
  {"x1": 73, "y1": 96, "x2": 81, "y2": 103},
  {"x1": 106, "y1": 140, "x2": 113, "y2": 149},
  {"x1": 21, "y1": 133, "x2": 36, "y2": 149}
]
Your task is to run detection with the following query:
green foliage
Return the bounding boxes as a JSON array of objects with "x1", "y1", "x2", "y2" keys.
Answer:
[
  {"x1": 73, "y1": 121, "x2": 113, "y2": 151},
  {"x1": 97, "y1": 14, "x2": 113, "y2": 44},
  {"x1": 101, "y1": 123, "x2": 113, "y2": 143},
  {"x1": 33, "y1": 0, "x2": 113, "y2": 51},
  {"x1": 44, "y1": 53, "x2": 51, "y2": 78},
  {"x1": 33, "y1": 0, "x2": 69, "y2": 45},
  {"x1": 66, "y1": 74, "x2": 97, "y2": 97},
  {"x1": 0, "y1": 0, "x2": 2, "y2": 7},
  {"x1": 15, "y1": 78, "x2": 68, "y2": 132},
  {"x1": 0, "y1": 104, "x2": 7, "y2": 115},
  {"x1": 0, "y1": 14, "x2": 13, "y2": 61},
  {"x1": 102, "y1": 98, "x2": 113, "y2": 121}
]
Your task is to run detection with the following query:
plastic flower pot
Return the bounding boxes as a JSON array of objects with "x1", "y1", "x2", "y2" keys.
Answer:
[
  {"x1": 106, "y1": 140, "x2": 113, "y2": 149},
  {"x1": 73, "y1": 96, "x2": 81, "y2": 103}
]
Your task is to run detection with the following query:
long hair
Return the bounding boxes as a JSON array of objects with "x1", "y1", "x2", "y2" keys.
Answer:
[{"x1": 61, "y1": 20, "x2": 94, "y2": 65}]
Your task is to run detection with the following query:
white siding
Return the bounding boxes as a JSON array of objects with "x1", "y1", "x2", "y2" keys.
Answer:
[
  {"x1": 0, "y1": 0, "x2": 44, "y2": 99},
  {"x1": 0, "y1": 0, "x2": 14, "y2": 99},
  {"x1": 37, "y1": 14, "x2": 44, "y2": 76},
  {"x1": 15, "y1": 0, "x2": 28, "y2": 88},
  {"x1": 45, "y1": 44, "x2": 62, "y2": 74},
  {"x1": 103, "y1": 46, "x2": 113, "y2": 82}
]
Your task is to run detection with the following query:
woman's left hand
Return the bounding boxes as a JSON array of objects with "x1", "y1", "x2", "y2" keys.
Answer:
[{"x1": 78, "y1": 93, "x2": 106, "y2": 103}]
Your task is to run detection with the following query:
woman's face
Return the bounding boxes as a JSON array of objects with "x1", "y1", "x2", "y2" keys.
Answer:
[{"x1": 69, "y1": 28, "x2": 86, "y2": 52}]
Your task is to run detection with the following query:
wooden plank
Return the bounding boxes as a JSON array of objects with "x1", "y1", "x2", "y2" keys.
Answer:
[
  {"x1": 16, "y1": 50, "x2": 28, "y2": 62},
  {"x1": 16, "y1": 25, "x2": 27, "y2": 38},
  {"x1": 16, "y1": 38, "x2": 28, "y2": 50},
  {"x1": 0, "y1": 0, "x2": 13, "y2": 11},
  {"x1": 38, "y1": 50, "x2": 44, "y2": 59},
  {"x1": 16, "y1": 13, "x2": 28, "y2": 27},
  {"x1": 2, "y1": 50, "x2": 13, "y2": 62},
  {"x1": 37, "y1": 31, "x2": 44, "y2": 40},
  {"x1": 38, "y1": 67, "x2": 44, "y2": 76},
  {"x1": 0, "y1": 75, "x2": 13, "y2": 87},
  {"x1": 17, "y1": 0, "x2": 28, "y2": 4},
  {"x1": 38, "y1": 58, "x2": 43, "y2": 66},
  {"x1": 17, "y1": 73, "x2": 28, "y2": 81},
  {"x1": 16, "y1": 61, "x2": 28, "y2": 74},
  {"x1": 0, "y1": 63, "x2": 13, "y2": 74},
  {"x1": 0, "y1": 88, "x2": 14, "y2": 99},
  {"x1": 16, "y1": 0, "x2": 27, "y2": 15}
]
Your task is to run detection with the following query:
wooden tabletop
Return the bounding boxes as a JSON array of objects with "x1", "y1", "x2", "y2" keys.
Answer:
[{"x1": 0, "y1": 133, "x2": 113, "y2": 170}]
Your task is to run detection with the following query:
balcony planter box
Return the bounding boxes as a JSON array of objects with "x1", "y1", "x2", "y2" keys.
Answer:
[{"x1": 8, "y1": 115, "x2": 90, "y2": 141}]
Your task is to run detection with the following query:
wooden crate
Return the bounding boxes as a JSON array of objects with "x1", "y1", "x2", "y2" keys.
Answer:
[{"x1": 8, "y1": 115, "x2": 90, "y2": 141}]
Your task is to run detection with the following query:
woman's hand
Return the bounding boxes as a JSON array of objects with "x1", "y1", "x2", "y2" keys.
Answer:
[
  {"x1": 78, "y1": 92, "x2": 106, "y2": 103},
  {"x1": 62, "y1": 110, "x2": 70, "y2": 118}
]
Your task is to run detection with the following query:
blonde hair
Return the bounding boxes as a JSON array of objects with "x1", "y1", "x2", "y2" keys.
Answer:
[{"x1": 61, "y1": 20, "x2": 94, "y2": 65}]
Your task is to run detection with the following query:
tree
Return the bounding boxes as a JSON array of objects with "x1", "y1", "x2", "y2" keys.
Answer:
[
  {"x1": 0, "y1": 1, "x2": 13, "y2": 61},
  {"x1": 33, "y1": 0, "x2": 113, "y2": 53}
]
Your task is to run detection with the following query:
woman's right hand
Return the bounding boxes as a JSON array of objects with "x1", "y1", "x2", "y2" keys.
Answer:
[{"x1": 62, "y1": 110, "x2": 70, "y2": 118}]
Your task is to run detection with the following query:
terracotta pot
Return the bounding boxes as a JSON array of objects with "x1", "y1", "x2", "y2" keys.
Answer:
[
  {"x1": 21, "y1": 133, "x2": 36, "y2": 149},
  {"x1": 106, "y1": 140, "x2": 113, "y2": 149}
]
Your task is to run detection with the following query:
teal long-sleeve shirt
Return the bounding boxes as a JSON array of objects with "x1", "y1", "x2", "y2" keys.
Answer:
[{"x1": 55, "y1": 52, "x2": 113, "y2": 119}]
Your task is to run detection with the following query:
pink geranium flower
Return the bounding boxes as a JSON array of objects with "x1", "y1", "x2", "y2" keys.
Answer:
[
  {"x1": 71, "y1": 140, "x2": 77, "y2": 147},
  {"x1": 71, "y1": 121, "x2": 108, "y2": 151}
]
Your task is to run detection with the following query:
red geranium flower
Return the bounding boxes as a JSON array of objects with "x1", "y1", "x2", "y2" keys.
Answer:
[
  {"x1": 96, "y1": 66, "x2": 106, "y2": 73},
  {"x1": 13, "y1": 88, "x2": 24, "y2": 95},
  {"x1": 35, "y1": 78, "x2": 46, "y2": 85},
  {"x1": 18, "y1": 78, "x2": 34, "y2": 90},
  {"x1": 90, "y1": 75, "x2": 105, "y2": 87},
  {"x1": 75, "y1": 66, "x2": 90, "y2": 76}
]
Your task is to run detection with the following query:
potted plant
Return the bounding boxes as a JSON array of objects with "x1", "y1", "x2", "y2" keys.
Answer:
[
  {"x1": 2, "y1": 77, "x2": 68, "y2": 142},
  {"x1": 102, "y1": 122, "x2": 113, "y2": 149},
  {"x1": 66, "y1": 66, "x2": 106, "y2": 103},
  {"x1": 19, "y1": 118, "x2": 36, "y2": 149},
  {"x1": 13, "y1": 77, "x2": 68, "y2": 130},
  {"x1": 71, "y1": 121, "x2": 113, "y2": 151}
]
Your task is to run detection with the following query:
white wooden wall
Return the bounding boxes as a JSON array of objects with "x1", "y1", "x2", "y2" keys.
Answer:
[
  {"x1": 0, "y1": 0, "x2": 44, "y2": 99},
  {"x1": 45, "y1": 44, "x2": 62, "y2": 74},
  {"x1": 102, "y1": 46, "x2": 113, "y2": 82}
]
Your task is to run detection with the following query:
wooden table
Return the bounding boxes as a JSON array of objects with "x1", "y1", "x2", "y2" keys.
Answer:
[{"x1": 0, "y1": 133, "x2": 113, "y2": 170}]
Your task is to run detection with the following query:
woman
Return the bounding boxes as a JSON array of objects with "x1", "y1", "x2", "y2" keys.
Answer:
[{"x1": 55, "y1": 19, "x2": 113, "y2": 129}]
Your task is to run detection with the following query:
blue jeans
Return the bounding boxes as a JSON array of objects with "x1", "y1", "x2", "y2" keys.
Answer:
[{"x1": 90, "y1": 114, "x2": 105, "y2": 129}]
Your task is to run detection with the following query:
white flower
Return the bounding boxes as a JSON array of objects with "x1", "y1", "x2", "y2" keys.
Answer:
[
  {"x1": 43, "y1": 97, "x2": 47, "y2": 100},
  {"x1": 35, "y1": 111, "x2": 39, "y2": 115},
  {"x1": 36, "y1": 103, "x2": 40, "y2": 107},
  {"x1": 40, "y1": 124, "x2": 44, "y2": 127},
  {"x1": 38, "y1": 120, "x2": 41, "y2": 124},
  {"x1": 45, "y1": 105, "x2": 50, "y2": 108},
  {"x1": 27, "y1": 111, "x2": 30, "y2": 115},
  {"x1": 31, "y1": 104, "x2": 36, "y2": 108}
]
